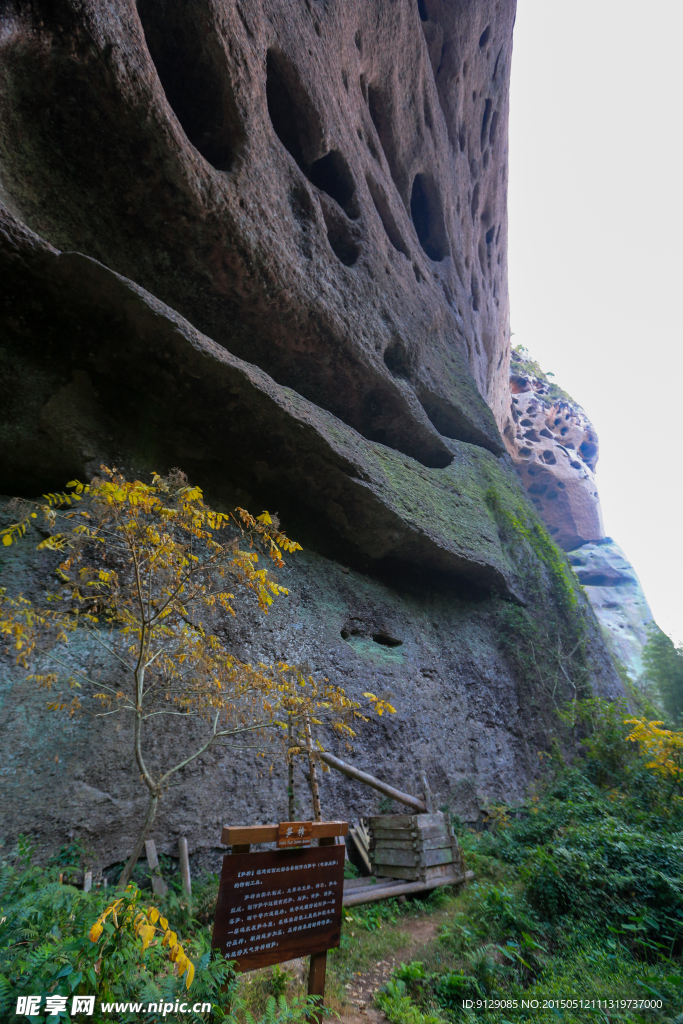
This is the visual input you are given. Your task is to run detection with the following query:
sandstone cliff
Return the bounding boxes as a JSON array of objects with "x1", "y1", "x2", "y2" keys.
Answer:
[
  {"x1": 505, "y1": 348, "x2": 654, "y2": 688},
  {"x1": 0, "y1": 1, "x2": 623, "y2": 870}
]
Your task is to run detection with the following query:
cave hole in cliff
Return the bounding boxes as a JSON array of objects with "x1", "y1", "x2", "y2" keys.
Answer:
[
  {"x1": 137, "y1": 0, "x2": 244, "y2": 171},
  {"x1": 309, "y1": 150, "x2": 360, "y2": 218},
  {"x1": 383, "y1": 337, "x2": 413, "y2": 380},
  {"x1": 479, "y1": 26, "x2": 491, "y2": 48},
  {"x1": 416, "y1": 0, "x2": 428, "y2": 21},
  {"x1": 542, "y1": 450, "x2": 557, "y2": 464},
  {"x1": 372, "y1": 632, "x2": 403, "y2": 647},
  {"x1": 367, "y1": 176, "x2": 410, "y2": 257},
  {"x1": 410, "y1": 174, "x2": 449, "y2": 261}
]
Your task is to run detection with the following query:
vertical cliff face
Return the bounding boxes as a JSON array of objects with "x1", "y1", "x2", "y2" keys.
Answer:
[
  {"x1": 568, "y1": 539, "x2": 654, "y2": 683},
  {"x1": 0, "y1": 1, "x2": 625, "y2": 866}
]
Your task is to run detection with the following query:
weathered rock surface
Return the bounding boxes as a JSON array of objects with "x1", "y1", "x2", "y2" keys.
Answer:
[
  {"x1": 568, "y1": 539, "x2": 654, "y2": 683},
  {"x1": 0, "y1": 0, "x2": 513, "y2": 458},
  {"x1": 0, "y1": 203, "x2": 524, "y2": 598},
  {"x1": 0, "y1": 1, "x2": 626, "y2": 867},
  {"x1": 505, "y1": 350, "x2": 604, "y2": 551}
]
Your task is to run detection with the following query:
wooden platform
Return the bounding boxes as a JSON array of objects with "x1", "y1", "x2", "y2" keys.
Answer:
[{"x1": 342, "y1": 870, "x2": 473, "y2": 907}]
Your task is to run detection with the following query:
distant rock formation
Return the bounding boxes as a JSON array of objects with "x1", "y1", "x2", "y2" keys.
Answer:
[
  {"x1": 505, "y1": 348, "x2": 654, "y2": 684},
  {"x1": 568, "y1": 539, "x2": 654, "y2": 682},
  {"x1": 505, "y1": 348, "x2": 603, "y2": 551}
]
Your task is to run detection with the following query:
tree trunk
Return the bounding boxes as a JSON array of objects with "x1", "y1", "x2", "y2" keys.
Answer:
[
  {"x1": 117, "y1": 790, "x2": 159, "y2": 888},
  {"x1": 287, "y1": 716, "x2": 296, "y2": 820},
  {"x1": 304, "y1": 713, "x2": 322, "y2": 822}
]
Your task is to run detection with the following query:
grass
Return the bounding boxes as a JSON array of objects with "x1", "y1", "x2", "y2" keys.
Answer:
[{"x1": 5, "y1": 699, "x2": 683, "y2": 1023}]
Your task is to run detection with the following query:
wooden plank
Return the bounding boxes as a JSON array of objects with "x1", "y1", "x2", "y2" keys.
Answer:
[
  {"x1": 415, "y1": 813, "x2": 446, "y2": 828},
  {"x1": 145, "y1": 839, "x2": 168, "y2": 897},
  {"x1": 422, "y1": 836, "x2": 453, "y2": 852},
  {"x1": 372, "y1": 848, "x2": 420, "y2": 868},
  {"x1": 371, "y1": 839, "x2": 418, "y2": 852},
  {"x1": 424, "y1": 863, "x2": 456, "y2": 882},
  {"x1": 318, "y1": 752, "x2": 427, "y2": 813},
  {"x1": 416, "y1": 826, "x2": 451, "y2": 842},
  {"x1": 375, "y1": 864, "x2": 421, "y2": 880},
  {"x1": 424, "y1": 848, "x2": 453, "y2": 868},
  {"x1": 278, "y1": 822, "x2": 313, "y2": 848},
  {"x1": 222, "y1": 821, "x2": 348, "y2": 847},
  {"x1": 343, "y1": 874, "x2": 462, "y2": 907},
  {"x1": 348, "y1": 826, "x2": 372, "y2": 876},
  {"x1": 371, "y1": 828, "x2": 418, "y2": 841},
  {"x1": 178, "y1": 837, "x2": 192, "y2": 897},
  {"x1": 368, "y1": 815, "x2": 416, "y2": 829},
  {"x1": 83, "y1": 871, "x2": 92, "y2": 893}
]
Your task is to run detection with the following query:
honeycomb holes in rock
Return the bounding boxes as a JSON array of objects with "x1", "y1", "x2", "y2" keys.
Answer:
[
  {"x1": 265, "y1": 48, "x2": 360, "y2": 264},
  {"x1": 137, "y1": 0, "x2": 244, "y2": 170},
  {"x1": 340, "y1": 629, "x2": 403, "y2": 647}
]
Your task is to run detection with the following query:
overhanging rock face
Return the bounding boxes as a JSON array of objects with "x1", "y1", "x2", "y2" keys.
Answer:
[
  {"x1": 0, "y1": 2, "x2": 626, "y2": 863},
  {"x1": 0, "y1": 205, "x2": 522, "y2": 597},
  {"x1": 0, "y1": 0, "x2": 512, "y2": 458}
]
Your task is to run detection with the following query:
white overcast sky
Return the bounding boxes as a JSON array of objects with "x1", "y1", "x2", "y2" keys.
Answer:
[{"x1": 507, "y1": 0, "x2": 683, "y2": 644}]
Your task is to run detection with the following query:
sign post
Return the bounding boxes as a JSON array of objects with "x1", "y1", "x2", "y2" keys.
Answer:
[{"x1": 212, "y1": 821, "x2": 348, "y2": 1020}]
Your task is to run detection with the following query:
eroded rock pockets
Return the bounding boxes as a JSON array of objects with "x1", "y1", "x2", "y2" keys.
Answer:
[
  {"x1": 504, "y1": 353, "x2": 604, "y2": 551},
  {"x1": 0, "y1": 0, "x2": 511, "y2": 475}
]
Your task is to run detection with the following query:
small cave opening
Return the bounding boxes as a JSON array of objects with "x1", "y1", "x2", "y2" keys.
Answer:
[
  {"x1": 417, "y1": 0, "x2": 428, "y2": 22},
  {"x1": 383, "y1": 337, "x2": 413, "y2": 380},
  {"x1": 309, "y1": 150, "x2": 360, "y2": 218},
  {"x1": 540, "y1": 428, "x2": 553, "y2": 439},
  {"x1": 137, "y1": 0, "x2": 244, "y2": 171},
  {"x1": 479, "y1": 25, "x2": 491, "y2": 48},
  {"x1": 410, "y1": 174, "x2": 449, "y2": 261},
  {"x1": 372, "y1": 632, "x2": 403, "y2": 648},
  {"x1": 542, "y1": 450, "x2": 557, "y2": 464},
  {"x1": 367, "y1": 176, "x2": 410, "y2": 257},
  {"x1": 520, "y1": 418, "x2": 532, "y2": 427}
]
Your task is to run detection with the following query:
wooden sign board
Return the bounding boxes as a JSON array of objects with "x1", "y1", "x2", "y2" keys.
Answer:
[
  {"x1": 212, "y1": 845, "x2": 345, "y2": 972},
  {"x1": 278, "y1": 821, "x2": 312, "y2": 847}
]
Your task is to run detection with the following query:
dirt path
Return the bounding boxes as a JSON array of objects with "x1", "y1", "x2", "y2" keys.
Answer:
[{"x1": 338, "y1": 915, "x2": 443, "y2": 1024}]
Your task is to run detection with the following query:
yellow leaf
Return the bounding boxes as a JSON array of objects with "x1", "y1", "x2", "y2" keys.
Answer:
[
  {"x1": 138, "y1": 924, "x2": 156, "y2": 952},
  {"x1": 2, "y1": 535, "x2": 11, "y2": 546},
  {"x1": 147, "y1": 907, "x2": 160, "y2": 924},
  {"x1": 159, "y1": 915, "x2": 168, "y2": 932},
  {"x1": 88, "y1": 921, "x2": 104, "y2": 943},
  {"x1": 184, "y1": 960, "x2": 195, "y2": 989},
  {"x1": 257, "y1": 511, "x2": 273, "y2": 525}
]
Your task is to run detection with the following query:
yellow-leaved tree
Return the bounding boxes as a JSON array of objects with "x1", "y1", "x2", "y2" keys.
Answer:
[{"x1": 0, "y1": 468, "x2": 392, "y2": 886}]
